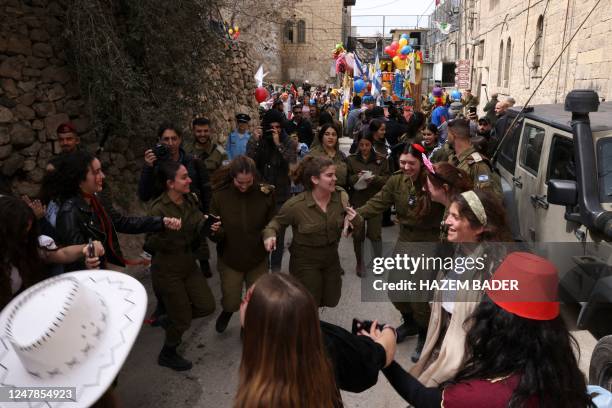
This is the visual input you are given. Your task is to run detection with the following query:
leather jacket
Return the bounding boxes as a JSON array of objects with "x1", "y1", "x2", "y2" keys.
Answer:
[{"x1": 56, "y1": 194, "x2": 164, "y2": 271}]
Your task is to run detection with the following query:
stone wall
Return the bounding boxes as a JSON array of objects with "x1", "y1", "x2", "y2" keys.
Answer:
[
  {"x1": 1, "y1": 0, "x2": 260, "y2": 203},
  {"x1": 0, "y1": 0, "x2": 91, "y2": 197}
]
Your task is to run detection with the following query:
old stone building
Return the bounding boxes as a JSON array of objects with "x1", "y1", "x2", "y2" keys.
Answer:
[{"x1": 427, "y1": 0, "x2": 612, "y2": 108}]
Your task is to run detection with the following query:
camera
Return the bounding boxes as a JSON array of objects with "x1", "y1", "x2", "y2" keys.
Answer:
[{"x1": 152, "y1": 143, "x2": 170, "y2": 161}]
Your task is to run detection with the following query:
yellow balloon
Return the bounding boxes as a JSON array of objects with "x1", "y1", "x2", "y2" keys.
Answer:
[
  {"x1": 399, "y1": 38, "x2": 408, "y2": 47},
  {"x1": 392, "y1": 56, "x2": 401, "y2": 64},
  {"x1": 229, "y1": 28, "x2": 234, "y2": 35},
  {"x1": 234, "y1": 26, "x2": 239, "y2": 32}
]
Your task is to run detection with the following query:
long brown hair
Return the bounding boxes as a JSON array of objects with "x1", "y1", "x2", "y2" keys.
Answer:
[
  {"x1": 290, "y1": 155, "x2": 334, "y2": 190},
  {"x1": 211, "y1": 155, "x2": 259, "y2": 191},
  {"x1": 426, "y1": 162, "x2": 473, "y2": 200},
  {"x1": 235, "y1": 274, "x2": 342, "y2": 408}
]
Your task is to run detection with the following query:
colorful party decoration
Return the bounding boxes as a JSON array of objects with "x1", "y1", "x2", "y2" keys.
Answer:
[{"x1": 254, "y1": 87, "x2": 269, "y2": 103}]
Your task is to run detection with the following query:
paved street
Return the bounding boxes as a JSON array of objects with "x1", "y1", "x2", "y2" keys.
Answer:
[{"x1": 115, "y1": 225, "x2": 597, "y2": 407}]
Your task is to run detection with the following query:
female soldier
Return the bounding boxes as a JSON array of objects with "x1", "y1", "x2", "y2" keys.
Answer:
[
  {"x1": 357, "y1": 144, "x2": 444, "y2": 352},
  {"x1": 307, "y1": 122, "x2": 348, "y2": 188},
  {"x1": 369, "y1": 119, "x2": 388, "y2": 160},
  {"x1": 346, "y1": 133, "x2": 390, "y2": 277},
  {"x1": 208, "y1": 156, "x2": 276, "y2": 334},
  {"x1": 263, "y1": 156, "x2": 361, "y2": 307},
  {"x1": 146, "y1": 161, "x2": 216, "y2": 371},
  {"x1": 420, "y1": 124, "x2": 448, "y2": 163}
]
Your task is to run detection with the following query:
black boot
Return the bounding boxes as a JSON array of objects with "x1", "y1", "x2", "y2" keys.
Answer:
[
  {"x1": 215, "y1": 311, "x2": 233, "y2": 333},
  {"x1": 199, "y1": 259, "x2": 212, "y2": 278},
  {"x1": 158, "y1": 345, "x2": 192, "y2": 371},
  {"x1": 396, "y1": 313, "x2": 419, "y2": 343},
  {"x1": 411, "y1": 328, "x2": 427, "y2": 363}
]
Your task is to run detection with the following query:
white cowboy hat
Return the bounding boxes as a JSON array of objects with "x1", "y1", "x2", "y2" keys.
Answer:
[{"x1": 0, "y1": 270, "x2": 147, "y2": 407}]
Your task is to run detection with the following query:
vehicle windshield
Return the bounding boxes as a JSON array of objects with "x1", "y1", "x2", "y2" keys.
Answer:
[{"x1": 598, "y1": 137, "x2": 612, "y2": 202}]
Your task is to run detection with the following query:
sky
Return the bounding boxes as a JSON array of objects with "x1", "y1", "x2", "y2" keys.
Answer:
[{"x1": 350, "y1": 0, "x2": 435, "y2": 37}]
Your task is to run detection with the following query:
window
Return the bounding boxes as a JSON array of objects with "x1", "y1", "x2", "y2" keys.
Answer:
[
  {"x1": 546, "y1": 136, "x2": 575, "y2": 182},
  {"x1": 478, "y1": 40, "x2": 485, "y2": 61},
  {"x1": 533, "y1": 16, "x2": 544, "y2": 69},
  {"x1": 504, "y1": 38, "x2": 511, "y2": 88},
  {"x1": 519, "y1": 124, "x2": 545, "y2": 175},
  {"x1": 498, "y1": 116, "x2": 523, "y2": 173},
  {"x1": 497, "y1": 40, "x2": 504, "y2": 87},
  {"x1": 297, "y1": 20, "x2": 306, "y2": 43},
  {"x1": 598, "y1": 138, "x2": 612, "y2": 203},
  {"x1": 284, "y1": 21, "x2": 294, "y2": 43}
]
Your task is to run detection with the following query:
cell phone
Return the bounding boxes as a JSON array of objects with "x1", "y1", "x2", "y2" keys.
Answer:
[
  {"x1": 203, "y1": 214, "x2": 220, "y2": 230},
  {"x1": 351, "y1": 318, "x2": 385, "y2": 335},
  {"x1": 469, "y1": 106, "x2": 477, "y2": 114},
  {"x1": 87, "y1": 238, "x2": 95, "y2": 258}
]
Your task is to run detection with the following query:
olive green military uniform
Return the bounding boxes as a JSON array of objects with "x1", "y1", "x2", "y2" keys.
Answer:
[
  {"x1": 448, "y1": 146, "x2": 502, "y2": 198},
  {"x1": 191, "y1": 142, "x2": 229, "y2": 174},
  {"x1": 357, "y1": 171, "x2": 444, "y2": 327},
  {"x1": 263, "y1": 187, "x2": 363, "y2": 307},
  {"x1": 346, "y1": 152, "x2": 390, "y2": 261},
  {"x1": 308, "y1": 145, "x2": 348, "y2": 188},
  {"x1": 146, "y1": 192, "x2": 216, "y2": 347},
  {"x1": 209, "y1": 182, "x2": 276, "y2": 312}
]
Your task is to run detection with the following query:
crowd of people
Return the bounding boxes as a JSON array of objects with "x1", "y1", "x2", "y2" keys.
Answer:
[{"x1": 0, "y1": 81, "x2": 602, "y2": 407}]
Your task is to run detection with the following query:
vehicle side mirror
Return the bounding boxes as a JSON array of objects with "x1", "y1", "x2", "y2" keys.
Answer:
[{"x1": 548, "y1": 179, "x2": 578, "y2": 206}]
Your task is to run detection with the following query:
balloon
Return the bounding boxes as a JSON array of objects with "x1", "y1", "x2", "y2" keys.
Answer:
[
  {"x1": 385, "y1": 46, "x2": 396, "y2": 57},
  {"x1": 450, "y1": 89, "x2": 462, "y2": 101},
  {"x1": 400, "y1": 45, "x2": 412, "y2": 55},
  {"x1": 254, "y1": 87, "x2": 269, "y2": 103},
  {"x1": 392, "y1": 56, "x2": 401, "y2": 65},
  {"x1": 234, "y1": 26, "x2": 239, "y2": 32},
  {"x1": 399, "y1": 53, "x2": 407, "y2": 60},
  {"x1": 390, "y1": 41, "x2": 399, "y2": 50},
  {"x1": 400, "y1": 33, "x2": 409, "y2": 40},
  {"x1": 228, "y1": 28, "x2": 234, "y2": 35},
  {"x1": 399, "y1": 38, "x2": 408, "y2": 47},
  {"x1": 354, "y1": 79, "x2": 366, "y2": 93}
]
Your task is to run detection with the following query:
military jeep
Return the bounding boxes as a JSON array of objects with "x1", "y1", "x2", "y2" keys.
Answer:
[{"x1": 494, "y1": 90, "x2": 612, "y2": 391}]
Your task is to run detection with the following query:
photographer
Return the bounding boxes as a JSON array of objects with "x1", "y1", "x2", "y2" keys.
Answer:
[{"x1": 246, "y1": 109, "x2": 297, "y2": 272}]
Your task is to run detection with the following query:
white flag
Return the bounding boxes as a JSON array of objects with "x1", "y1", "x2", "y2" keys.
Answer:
[
  {"x1": 434, "y1": 21, "x2": 452, "y2": 35},
  {"x1": 254, "y1": 65, "x2": 267, "y2": 87}
]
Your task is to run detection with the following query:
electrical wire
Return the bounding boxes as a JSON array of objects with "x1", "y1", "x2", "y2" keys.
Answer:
[{"x1": 492, "y1": 0, "x2": 603, "y2": 162}]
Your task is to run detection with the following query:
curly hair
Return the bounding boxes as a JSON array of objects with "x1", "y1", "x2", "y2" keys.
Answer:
[
  {"x1": 40, "y1": 151, "x2": 96, "y2": 203},
  {"x1": 450, "y1": 189, "x2": 512, "y2": 242},
  {"x1": 291, "y1": 155, "x2": 334, "y2": 190}
]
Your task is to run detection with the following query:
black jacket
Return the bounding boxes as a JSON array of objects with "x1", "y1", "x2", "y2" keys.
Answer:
[
  {"x1": 56, "y1": 194, "x2": 164, "y2": 271},
  {"x1": 137, "y1": 147, "x2": 211, "y2": 212}
]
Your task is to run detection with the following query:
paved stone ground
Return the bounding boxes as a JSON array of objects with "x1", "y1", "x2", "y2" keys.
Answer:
[{"x1": 115, "y1": 225, "x2": 596, "y2": 407}]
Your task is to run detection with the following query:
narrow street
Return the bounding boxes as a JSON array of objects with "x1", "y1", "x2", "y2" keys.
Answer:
[{"x1": 116, "y1": 225, "x2": 597, "y2": 408}]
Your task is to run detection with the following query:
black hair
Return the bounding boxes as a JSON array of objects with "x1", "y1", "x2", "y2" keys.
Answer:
[
  {"x1": 352, "y1": 95, "x2": 362, "y2": 107},
  {"x1": 0, "y1": 196, "x2": 43, "y2": 309},
  {"x1": 423, "y1": 123, "x2": 439, "y2": 134},
  {"x1": 41, "y1": 151, "x2": 96, "y2": 202},
  {"x1": 158, "y1": 122, "x2": 182, "y2": 140},
  {"x1": 154, "y1": 161, "x2": 183, "y2": 198},
  {"x1": 192, "y1": 117, "x2": 210, "y2": 128},
  {"x1": 449, "y1": 299, "x2": 593, "y2": 408},
  {"x1": 317, "y1": 122, "x2": 341, "y2": 146},
  {"x1": 369, "y1": 118, "x2": 385, "y2": 134},
  {"x1": 447, "y1": 118, "x2": 470, "y2": 140}
]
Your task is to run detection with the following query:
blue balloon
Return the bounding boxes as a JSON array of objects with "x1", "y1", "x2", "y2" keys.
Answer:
[
  {"x1": 400, "y1": 33, "x2": 409, "y2": 40},
  {"x1": 310, "y1": 98, "x2": 316, "y2": 105},
  {"x1": 400, "y1": 45, "x2": 412, "y2": 55},
  {"x1": 354, "y1": 79, "x2": 366, "y2": 93},
  {"x1": 451, "y1": 90, "x2": 462, "y2": 101}
]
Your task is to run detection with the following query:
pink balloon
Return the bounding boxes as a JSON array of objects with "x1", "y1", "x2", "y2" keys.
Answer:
[{"x1": 391, "y1": 41, "x2": 399, "y2": 50}]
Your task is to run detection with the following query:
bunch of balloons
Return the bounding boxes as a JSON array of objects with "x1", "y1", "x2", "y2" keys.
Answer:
[
  {"x1": 228, "y1": 25, "x2": 240, "y2": 40},
  {"x1": 386, "y1": 34, "x2": 414, "y2": 69}
]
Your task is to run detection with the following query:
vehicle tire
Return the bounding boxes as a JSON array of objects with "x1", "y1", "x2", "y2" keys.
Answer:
[{"x1": 590, "y1": 335, "x2": 612, "y2": 391}]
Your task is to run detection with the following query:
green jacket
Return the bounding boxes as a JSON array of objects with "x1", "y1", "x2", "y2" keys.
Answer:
[
  {"x1": 346, "y1": 151, "x2": 390, "y2": 208},
  {"x1": 357, "y1": 171, "x2": 443, "y2": 241},
  {"x1": 209, "y1": 183, "x2": 276, "y2": 271},
  {"x1": 308, "y1": 145, "x2": 348, "y2": 188},
  {"x1": 189, "y1": 142, "x2": 228, "y2": 173},
  {"x1": 448, "y1": 146, "x2": 502, "y2": 198},
  {"x1": 263, "y1": 187, "x2": 362, "y2": 248},
  {"x1": 146, "y1": 192, "x2": 207, "y2": 272}
]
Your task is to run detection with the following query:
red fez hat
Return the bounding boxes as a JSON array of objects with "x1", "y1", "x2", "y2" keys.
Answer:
[
  {"x1": 56, "y1": 122, "x2": 76, "y2": 134},
  {"x1": 486, "y1": 252, "x2": 560, "y2": 321}
]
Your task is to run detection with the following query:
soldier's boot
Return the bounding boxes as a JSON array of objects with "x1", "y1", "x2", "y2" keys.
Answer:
[
  {"x1": 215, "y1": 311, "x2": 233, "y2": 333},
  {"x1": 355, "y1": 243, "x2": 364, "y2": 277},
  {"x1": 411, "y1": 328, "x2": 427, "y2": 363},
  {"x1": 396, "y1": 312, "x2": 419, "y2": 344},
  {"x1": 158, "y1": 345, "x2": 192, "y2": 371},
  {"x1": 199, "y1": 259, "x2": 212, "y2": 278}
]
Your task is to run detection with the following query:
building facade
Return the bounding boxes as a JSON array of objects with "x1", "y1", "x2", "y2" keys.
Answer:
[{"x1": 427, "y1": 0, "x2": 612, "y2": 108}]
